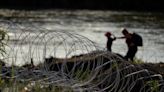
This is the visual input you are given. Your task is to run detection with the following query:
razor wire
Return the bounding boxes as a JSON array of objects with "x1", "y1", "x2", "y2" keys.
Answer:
[{"x1": 0, "y1": 21, "x2": 163, "y2": 92}]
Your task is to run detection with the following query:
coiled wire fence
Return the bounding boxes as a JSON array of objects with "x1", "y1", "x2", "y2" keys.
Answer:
[{"x1": 0, "y1": 20, "x2": 164, "y2": 92}]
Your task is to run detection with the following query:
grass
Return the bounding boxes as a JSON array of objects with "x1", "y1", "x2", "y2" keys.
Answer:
[
  {"x1": 146, "y1": 80, "x2": 159, "y2": 92},
  {"x1": 74, "y1": 68, "x2": 91, "y2": 81},
  {"x1": 133, "y1": 57, "x2": 144, "y2": 64},
  {"x1": 0, "y1": 79, "x2": 74, "y2": 92}
]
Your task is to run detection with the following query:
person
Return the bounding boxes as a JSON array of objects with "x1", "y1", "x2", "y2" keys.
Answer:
[
  {"x1": 105, "y1": 32, "x2": 116, "y2": 52},
  {"x1": 118, "y1": 28, "x2": 143, "y2": 61}
]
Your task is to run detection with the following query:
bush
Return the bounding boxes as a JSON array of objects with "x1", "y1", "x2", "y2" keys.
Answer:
[{"x1": 0, "y1": 29, "x2": 9, "y2": 57}]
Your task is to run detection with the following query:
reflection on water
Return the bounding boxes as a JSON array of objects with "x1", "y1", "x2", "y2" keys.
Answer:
[{"x1": 0, "y1": 9, "x2": 164, "y2": 65}]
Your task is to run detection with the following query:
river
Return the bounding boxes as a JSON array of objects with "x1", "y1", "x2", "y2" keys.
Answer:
[{"x1": 0, "y1": 9, "x2": 164, "y2": 65}]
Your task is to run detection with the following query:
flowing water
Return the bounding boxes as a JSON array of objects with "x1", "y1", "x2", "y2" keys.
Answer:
[{"x1": 0, "y1": 9, "x2": 164, "y2": 65}]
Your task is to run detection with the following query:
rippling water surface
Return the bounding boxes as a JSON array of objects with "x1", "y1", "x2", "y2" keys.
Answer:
[{"x1": 0, "y1": 9, "x2": 164, "y2": 65}]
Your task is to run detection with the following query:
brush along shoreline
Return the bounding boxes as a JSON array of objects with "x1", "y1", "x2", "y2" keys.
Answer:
[{"x1": 0, "y1": 51, "x2": 164, "y2": 91}]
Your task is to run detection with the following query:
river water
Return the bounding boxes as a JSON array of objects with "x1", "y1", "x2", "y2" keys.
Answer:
[{"x1": 0, "y1": 9, "x2": 164, "y2": 65}]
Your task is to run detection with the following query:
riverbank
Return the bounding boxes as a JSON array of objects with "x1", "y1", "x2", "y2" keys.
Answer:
[{"x1": 0, "y1": 51, "x2": 164, "y2": 92}]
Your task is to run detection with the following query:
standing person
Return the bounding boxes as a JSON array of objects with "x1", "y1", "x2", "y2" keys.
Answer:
[
  {"x1": 105, "y1": 32, "x2": 116, "y2": 52},
  {"x1": 119, "y1": 28, "x2": 143, "y2": 61}
]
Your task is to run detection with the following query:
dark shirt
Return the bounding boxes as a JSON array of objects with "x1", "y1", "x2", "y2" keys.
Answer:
[
  {"x1": 126, "y1": 33, "x2": 138, "y2": 48},
  {"x1": 107, "y1": 37, "x2": 116, "y2": 51}
]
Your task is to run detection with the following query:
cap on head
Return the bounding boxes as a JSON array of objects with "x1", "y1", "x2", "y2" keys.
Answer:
[
  {"x1": 105, "y1": 32, "x2": 111, "y2": 37},
  {"x1": 121, "y1": 28, "x2": 128, "y2": 35}
]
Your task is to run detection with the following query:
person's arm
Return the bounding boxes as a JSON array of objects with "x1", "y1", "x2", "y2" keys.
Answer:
[
  {"x1": 113, "y1": 37, "x2": 116, "y2": 40},
  {"x1": 116, "y1": 36, "x2": 126, "y2": 39},
  {"x1": 111, "y1": 34, "x2": 116, "y2": 41}
]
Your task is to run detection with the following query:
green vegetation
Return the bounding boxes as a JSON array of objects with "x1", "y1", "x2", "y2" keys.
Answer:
[
  {"x1": 0, "y1": 29, "x2": 8, "y2": 91},
  {"x1": 146, "y1": 80, "x2": 159, "y2": 92},
  {"x1": 133, "y1": 58, "x2": 144, "y2": 64},
  {"x1": 74, "y1": 68, "x2": 91, "y2": 81},
  {"x1": 0, "y1": 29, "x2": 9, "y2": 57}
]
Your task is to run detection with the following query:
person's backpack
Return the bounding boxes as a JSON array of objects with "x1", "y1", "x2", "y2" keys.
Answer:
[{"x1": 133, "y1": 33, "x2": 143, "y2": 46}]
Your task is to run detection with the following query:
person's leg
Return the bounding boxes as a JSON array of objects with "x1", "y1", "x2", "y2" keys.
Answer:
[
  {"x1": 129, "y1": 46, "x2": 137, "y2": 61},
  {"x1": 107, "y1": 46, "x2": 111, "y2": 52},
  {"x1": 125, "y1": 46, "x2": 137, "y2": 61}
]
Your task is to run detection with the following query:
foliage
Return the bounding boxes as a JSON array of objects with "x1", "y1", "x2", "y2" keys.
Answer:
[
  {"x1": 0, "y1": 29, "x2": 9, "y2": 57},
  {"x1": 146, "y1": 80, "x2": 159, "y2": 92},
  {"x1": 133, "y1": 58, "x2": 144, "y2": 64},
  {"x1": 75, "y1": 68, "x2": 91, "y2": 81}
]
